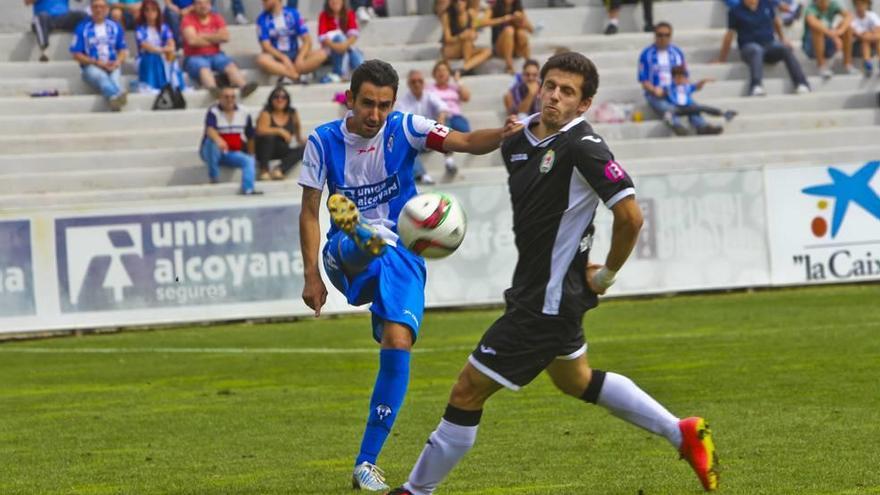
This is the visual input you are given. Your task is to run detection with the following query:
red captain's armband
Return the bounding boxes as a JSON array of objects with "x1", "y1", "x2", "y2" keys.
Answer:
[{"x1": 425, "y1": 123, "x2": 451, "y2": 151}]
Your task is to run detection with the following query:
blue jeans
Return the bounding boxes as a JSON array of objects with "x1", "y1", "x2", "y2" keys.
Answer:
[
  {"x1": 645, "y1": 92, "x2": 706, "y2": 128},
  {"x1": 741, "y1": 40, "x2": 808, "y2": 88},
  {"x1": 328, "y1": 34, "x2": 365, "y2": 77},
  {"x1": 184, "y1": 52, "x2": 233, "y2": 83},
  {"x1": 200, "y1": 140, "x2": 256, "y2": 193},
  {"x1": 81, "y1": 65, "x2": 123, "y2": 100},
  {"x1": 447, "y1": 114, "x2": 471, "y2": 132}
]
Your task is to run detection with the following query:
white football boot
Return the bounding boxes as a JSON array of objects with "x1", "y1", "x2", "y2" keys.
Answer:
[{"x1": 352, "y1": 461, "x2": 389, "y2": 491}]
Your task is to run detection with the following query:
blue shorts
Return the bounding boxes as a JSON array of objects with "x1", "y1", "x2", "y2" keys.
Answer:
[
  {"x1": 184, "y1": 52, "x2": 233, "y2": 81},
  {"x1": 803, "y1": 35, "x2": 837, "y2": 59},
  {"x1": 323, "y1": 234, "x2": 427, "y2": 343}
]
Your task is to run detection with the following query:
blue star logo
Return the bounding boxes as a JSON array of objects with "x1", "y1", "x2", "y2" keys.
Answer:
[{"x1": 802, "y1": 161, "x2": 880, "y2": 238}]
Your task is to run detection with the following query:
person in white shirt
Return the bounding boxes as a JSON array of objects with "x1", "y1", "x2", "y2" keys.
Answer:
[
  {"x1": 395, "y1": 70, "x2": 449, "y2": 184},
  {"x1": 851, "y1": 0, "x2": 880, "y2": 75}
]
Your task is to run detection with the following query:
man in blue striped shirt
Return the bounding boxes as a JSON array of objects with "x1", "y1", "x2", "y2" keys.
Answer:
[{"x1": 69, "y1": 0, "x2": 129, "y2": 110}]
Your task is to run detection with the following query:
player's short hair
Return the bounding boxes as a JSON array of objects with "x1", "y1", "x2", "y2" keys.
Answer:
[
  {"x1": 350, "y1": 59, "x2": 399, "y2": 100},
  {"x1": 523, "y1": 59, "x2": 540, "y2": 71},
  {"x1": 540, "y1": 51, "x2": 599, "y2": 100},
  {"x1": 654, "y1": 21, "x2": 673, "y2": 33},
  {"x1": 671, "y1": 65, "x2": 687, "y2": 77}
]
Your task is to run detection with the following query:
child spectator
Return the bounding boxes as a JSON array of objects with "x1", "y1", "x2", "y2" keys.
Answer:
[
  {"x1": 803, "y1": 0, "x2": 854, "y2": 78},
  {"x1": 486, "y1": 0, "x2": 533, "y2": 74},
  {"x1": 136, "y1": 0, "x2": 184, "y2": 92},
  {"x1": 182, "y1": 0, "x2": 257, "y2": 96},
  {"x1": 70, "y1": 0, "x2": 129, "y2": 111},
  {"x1": 504, "y1": 58, "x2": 540, "y2": 118},
  {"x1": 26, "y1": 0, "x2": 89, "y2": 62},
  {"x1": 428, "y1": 60, "x2": 470, "y2": 177},
  {"x1": 201, "y1": 86, "x2": 260, "y2": 195},
  {"x1": 318, "y1": 0, "x2": 365, "y2": 83},
  {"x1": 851, "y1": 0, "x2": 880, "y2": 75},
  {"x1": 256, "y1": 0, "x2": 327, "y2": 84},
  {"x1": 440, "y1": 0, "x2": 491, "y2": 75},
  {"x1": 664, "y1": 65, "x2": 734, "y2": 136},
  {"x1": 255, "y1": 87, "x2": 305, "y2": 181}
]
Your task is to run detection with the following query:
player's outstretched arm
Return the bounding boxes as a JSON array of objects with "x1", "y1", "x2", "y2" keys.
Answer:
[
  {"x1": 588, "y1": 196, "x2": 643, "y2": 295},
  {"x1": 300, "y1": 186, "x2": 328, "y2": 316},
  {"x1": 441, "y1": 115, "x2": 524, "y2": 155}
]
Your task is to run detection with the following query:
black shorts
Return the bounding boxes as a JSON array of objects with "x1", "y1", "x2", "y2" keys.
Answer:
[{"x1": 468, "y1": 305, "x2": 587, "y2": 391}]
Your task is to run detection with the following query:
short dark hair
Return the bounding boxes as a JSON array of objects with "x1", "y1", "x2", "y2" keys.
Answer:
[
  {"x1": 523, "y1": 59, "x2": 540, "y2": 71},
  {"x1": 350, "y1": 59, "x2": 399, "y2": 100},
  {"x1": 671, "y1": 65, "x2": 687, "y2": 77},
  {"x1": 654, "y1": 21, "x2": 672, "y2": 33},
  {"x1": 539, "y1": 51, "x2": 599, "y2": 100}
]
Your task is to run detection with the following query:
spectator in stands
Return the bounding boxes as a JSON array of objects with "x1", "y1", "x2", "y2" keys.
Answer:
[
  {"x1": 256, "y1": 0, "x2": 328, "y2": 84},
  {"x1": 429, "y1": 60, "x2": 470, "y2": 177},
  {"x1": 182, "y1": 0, "x2": 257, "y2": 96},
  {"x1": 486, "y1": 0, "x2": 533, "y2": 73},
  {"x1": 440, "y1": 0, "x2": 491, "y2": 75},
  {"x1": 70, "y1": 0, "x2": 129, "y2": 111},
  {"x1": 201, "y1": 85, "x2": 260, "y2": 195},
  {"x1": 106, "y1": 0, "x2": 139, "y2": 29},
  {"x1": 164, "y1": 0, "x2": 193, "y2": 46},
  {"x1": 852, "y1": 0, "x2": 880, "y2": 75},
  {"x1": 638, "y1": 23, "x2": 687, "y2": 123},
  {"x1": 664, "y1": 65, "x2": 733, "y2": 135},
  {"x1": 255, "y1": 87, "x2": 304, "y2": 180},
  {"x1": 318, "y1": 0, "x2": 365, "y2": 83},
  {"x1": 396, "y1": 69, "x2": 449, "y2": 184},
  {"x1": 26, "y1": 0, "x2": 89, "y2": 62},
  {"x1": 803, "y1": 0, "x2": 854, "y2": 78},
  {"x1": 227, "y1": 0, "x2": 249, "y2": 25},
  {"x1": 778, "y1": 0, "x2": 803, "y2": 27},
  {"x1": 136, "y1": 0, "x2": 183, "y2": 92},
  {"x1": 504, "y1": 58, "x2": 541, "y2": 118},
  {"x1": 604, "y1": 0, "x2": 654, "y2": 35},
  {"x1": 717, "y1": 0, "x2": 811, "y2": 95}
]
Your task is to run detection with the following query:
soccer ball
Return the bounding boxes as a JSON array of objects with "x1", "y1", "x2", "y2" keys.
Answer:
[{"x1": 397, "y1": 192, "x2": 467, "y2": 259}]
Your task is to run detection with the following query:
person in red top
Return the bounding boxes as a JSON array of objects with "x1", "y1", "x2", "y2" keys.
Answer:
[
  {"x1": 181, "y1": 0, "x2": 256, "y2": 96},
  {"x1": 318, "y1": 0, "x2": 365, "y2": 82}
]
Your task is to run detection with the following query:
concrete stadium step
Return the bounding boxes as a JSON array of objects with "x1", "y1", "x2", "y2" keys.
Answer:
[
  {"x1": 595, "y1": 109, "x2": 880, "y2": 140},
  {"x1": 0, "y1": 3, "x2": 726, "y2": 61}
]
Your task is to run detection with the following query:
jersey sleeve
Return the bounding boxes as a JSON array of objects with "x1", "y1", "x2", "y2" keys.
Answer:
[
  {"x1": 573, "y1": 135, "x2": 636, "y2": 208},
  {"x1": 402, "y1": 113, "x2": 451, "y2": 152},
  {"x1": 637, "y1": 48, "x2": 650, "y2": 82},
  {"x1": 115, "y1": 23, "x2": 128, "y2": 50},
  {"x1": 204, "y1": 108, "x2": 217, "y2": 129},
  {"x1": 295, "y1": 11, "x2": 309, "y2": 36},
  {"x1": 256, "y1": 15, "x2": 270, "y2": 42},
  {"x1": 346, "y1": 10, "x2": 359, "y2": 37},
  {"x1": 298, "y1": 132, "x2": 327, "y2": 190},
  {"x1": 69, "y1": 24, "x2": 86, "y2": 55}
]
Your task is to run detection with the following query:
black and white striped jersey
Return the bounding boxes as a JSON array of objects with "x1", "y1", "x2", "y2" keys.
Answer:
[{"x1": 500, "y1": 114, "x2": 636, "y2": 321}]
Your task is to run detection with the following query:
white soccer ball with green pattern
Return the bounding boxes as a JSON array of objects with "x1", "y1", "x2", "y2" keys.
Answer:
[{"x1": 397, "y1": 192, "x2": 467, "y2": 259}]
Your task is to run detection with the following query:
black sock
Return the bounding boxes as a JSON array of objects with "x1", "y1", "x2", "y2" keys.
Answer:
[{"x1": 580, "y1": 369, "x2": 607, "y2": 404}]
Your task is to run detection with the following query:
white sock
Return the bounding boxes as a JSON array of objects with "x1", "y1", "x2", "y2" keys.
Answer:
[
  {"x1": 597, "y1": 372, "x2": 682, "y2": 448},
  {"x1": 404, "y1": 419, "x2": 478, "y2": 495}
]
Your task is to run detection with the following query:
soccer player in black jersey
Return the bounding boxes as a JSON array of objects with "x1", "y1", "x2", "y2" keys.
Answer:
[{"x1": 388, "y1": 52, "x2": 718, "y2": 494}]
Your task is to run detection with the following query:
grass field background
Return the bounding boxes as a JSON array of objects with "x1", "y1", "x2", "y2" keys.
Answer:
[{"x1": 1, "y1": 285, "x2": 879, "y2": 494}]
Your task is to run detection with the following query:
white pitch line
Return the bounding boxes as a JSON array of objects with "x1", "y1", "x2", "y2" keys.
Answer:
[{"x1": 0, "y1": 346, "x2": 474, "y2": 355}]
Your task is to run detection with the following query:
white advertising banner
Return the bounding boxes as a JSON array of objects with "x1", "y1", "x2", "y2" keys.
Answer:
[{"x1": 764, "y1": 161, "x2": 880, "y2": 285}]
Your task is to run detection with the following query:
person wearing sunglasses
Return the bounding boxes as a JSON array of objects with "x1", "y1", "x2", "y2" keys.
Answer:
[
  {"x1": 637, "y1": 23, "x2": 690, "y2": 129},
  {"x1": 255, "y1": 87, "x2": 305, "y2": 181}
]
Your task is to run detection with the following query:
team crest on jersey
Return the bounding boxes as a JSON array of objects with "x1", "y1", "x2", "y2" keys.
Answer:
[
  {"x1": 387, "y1": 134, "x2": 394, "y2": 153},
  {"x1": 539, "y1": 150, "x2": 556, "y2": 174}
]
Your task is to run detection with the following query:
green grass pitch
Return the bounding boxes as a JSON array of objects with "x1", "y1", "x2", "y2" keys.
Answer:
[{"x1": 1, "y1": 285, "x2": 879, "y2": 494}]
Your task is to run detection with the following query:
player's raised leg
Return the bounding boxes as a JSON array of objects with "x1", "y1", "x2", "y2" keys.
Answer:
[
  {"x1": 353, "y1": 322, "x2": 413, "y2": 491},
  {"x1": 328, "y1": 193, "x2": 386, "y2": 258},
  {"x1": 546, "y1": 354, "x2": 719, "y2": 491}
]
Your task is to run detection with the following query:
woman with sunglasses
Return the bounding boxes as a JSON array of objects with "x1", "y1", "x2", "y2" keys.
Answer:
[{"x1": 255, "y1": 87, "x2": 304, "y2": 180}]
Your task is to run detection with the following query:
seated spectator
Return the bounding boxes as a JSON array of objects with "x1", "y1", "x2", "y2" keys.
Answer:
[
  {"x1": 226, "y1": 0, "x2": 249, "y2": 25},
  {"x1": 396, "y1": 69, "x2": 449, "y2": 184},
  {"x1": 255, "y1": 87, "x2": 304, "y2": 181},
  {"x1": 70, "y1": 0, "x2": 129, "y2": 111},
  {"x1": 182, "y1": 0, "x2": 257, "y2": 96},
  {"x1": 486, "y1": 0, "x2": 533, "y2": 73},
  {"x1": 429, "y1": 60, "x2": 470, "y2": 176},
  {"x1": 201, "y1": 85, "x2": 260, "y2": 195},
  {"x1": 664, "y1": 65, "x2": 734, "y2": 136},
  {"x1": 504, "y1": 58, "x2": 541, "y2": 118},
  {"x1": 136, "y1": 0, "x2": 184, "y2": 92},
  {"x1": 852, "y1": 0, "x2": 880, "y2": 75},
  {"x1": 256, "y1": 0, "x2": 327, "y2": 84},
  {"x1": 778, "y1": 0, "x2": 803, "y2": 27},
  {"x1": 440, "y1": 0, "x2": 491, "y2": 75},
  {"x1": 164, "y1": 0, "x2": 193, "y2": 46},
  {"x1": 718, "y1": 0, "x2": 810, "y2": 95},
  {"x1": 352, "y1": 0, "x2": 386, "y2": 22},
  {"x1": 638, "y1": 23, "x2": 688, "y2": 124},
  {"x1": 804, "y1": 0, "x2": 854, "y2": 77},
  {"x1": 107, "y1": 0, "x2": 139, "y2": 29},
  {"x1": 605, "y1": 0, "x2": 654, "y2": 34},
  {"x1": 26, "y1": 0, "x2": 89, "y2": 62},
  {"x1": 318, "y1": 0, "x2": 365, "y2": 82}
]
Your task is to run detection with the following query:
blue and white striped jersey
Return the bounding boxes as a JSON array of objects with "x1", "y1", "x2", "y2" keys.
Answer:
[
  {"x1": 70, "y1": 19, "x2": 126, "y2": 63},
  {"x1": 299, "y1": 111, "x2": 449, "y2": 244}
]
